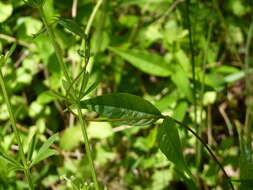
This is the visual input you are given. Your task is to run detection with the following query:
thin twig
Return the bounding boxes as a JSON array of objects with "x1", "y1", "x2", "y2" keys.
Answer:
[
  {"x1": 0, "y1": 34, "x2": 35, "y2": 49},
  {"x1": 72, "y1": 0, "x2": 78, "y2": 18}
]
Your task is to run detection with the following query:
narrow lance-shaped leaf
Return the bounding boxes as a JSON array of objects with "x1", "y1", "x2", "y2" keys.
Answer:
[
  {"x1": 157, "y1": 117, "x2": 192, "y2": 177},
  {"x1": 108, "y1": 47, "x2": 172, "y2": 77},
  {"x1": 31, "y1": 133, "x2": 59, "y2": 167},
  {"x1": 57, "y1": 18, "x2": 84, "y2": 38},
  {"x1": 238, "y1": 133, "x2": 253, "y2": 190},
  {"x1": 80, "y1": 93, "x2": 161, "y2": 126},
  {"x1": 0, "y1": 150, "x2": 24, "y2": 169}
]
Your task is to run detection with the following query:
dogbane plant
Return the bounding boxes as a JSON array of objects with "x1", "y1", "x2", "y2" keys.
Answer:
[{"x1": 0, "y1": 0, "x2": 236, "y2": 189}]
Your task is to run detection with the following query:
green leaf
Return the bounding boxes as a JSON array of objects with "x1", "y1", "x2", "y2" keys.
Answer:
[
  {"x1": 0, "y1": 2, "x2": 13, "y2": 23},
  {"x1": 238, "y1": 134, "x2": 253, "y2": 190},
  {"x1": 79, "y1": 79, "x2": 100, "y2": 99},
  {"x1": 80, "y1": 93, "x2": 161, "y2": 126},
  {"x1": 0, "y1": 150, "x2": 23, "y2": 169},
  {"x1": 109, "y1": 47, "x2": 172, "y2": 77},
  {"x1": 60, "y1": 126, "x2": 82, "y2": 151},
  {"x1": 157, "y1": 117, "x2": 191, "y2": 177},
  {"x1": 31, "y1": 149, "x2": 57, "y2": 167},
  {"x1": 27, "y1": 132, "x2": 38, "y2": 161},
  {"x1": 4, "y1": 43, "x2": 16, "y2": 61},
  {"x1": 31, "y1": 133, "x2": 59, "y2": 167},
  {"x1": 87, "y1": 122, "x2": 113, "y2": 139},
  {"x1": 171, "y1": 65, "x2": 193, "y2": 102},
  {"x1": 57, "y1": 18, "x2": 84, "y2": 38},
  {"x1": 43, "y1": 90, "x2": 65, "y2": 100}
]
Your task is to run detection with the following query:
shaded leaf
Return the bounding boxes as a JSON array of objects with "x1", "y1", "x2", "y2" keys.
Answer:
[
  {"x1": 4, "y1": 43, "x2": 16, "y2": 61},
  {"x1": 157, "y1": 117, "x2": 191, "y2": 177},
  {"x1": 57, "y1": 18, "x2": 84, "y2": 38},
  {"x1": 79, "y1": 79, "x2": 100, "y2": 99},
  {"x1": 171, "y1": 65, "x2": 193, "y2": 102},
  {"x1": 80, "y1": 93, "x2": 161, "y2": 126},
  {"x1": 238, "y1": 134, "x2": 253, "y2": 190},
  {"x1": 109, "y1": 47, "x2": 172, "y2": 77},
  {"x1": 0, "y1": 150, "x2": 23, "y2": 169}
]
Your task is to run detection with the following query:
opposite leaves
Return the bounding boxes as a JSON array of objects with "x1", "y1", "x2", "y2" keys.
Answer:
[{"x1": 80, "y1": 93, "x2": 161, "y2": 126}]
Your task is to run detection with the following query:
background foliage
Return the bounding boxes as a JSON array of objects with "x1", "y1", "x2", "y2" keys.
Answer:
[{"x1": 0, "y1": 0, "x2": 253, "y2": 189}]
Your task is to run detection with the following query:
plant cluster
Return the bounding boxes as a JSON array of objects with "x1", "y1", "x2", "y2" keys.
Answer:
[{"x1": 0, "y1": 0, "x2": 252, "y2": 190}]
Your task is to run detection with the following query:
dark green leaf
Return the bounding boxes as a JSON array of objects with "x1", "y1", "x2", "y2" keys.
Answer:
[
  {"x1": 79, "y1": 79, "x2": 100, "y2": 99},
  {"x1": 238, "y1": 134, "x2": 253, "y2": 190},
  {"x1": 109, "y1": 47, "x2": 172, "y2": 77},
  {"x1": 27, "y1": 132, "x2": 38, "y2": 161},
  {"x1": 57, "y1": 18, "x2": 84, "y2": 38},
  {"x1": 4, "y1": 43, "x2": 16, "y2": 61},
  {"x1": 80, "y1": 93, "x2": 161, "y2": 126},
  {"x1": 158, "y1": 117, "x2": 191, "y2": 177},
  {"x1": 0, "y1": 150, "x2": 23, "y2": 169}
]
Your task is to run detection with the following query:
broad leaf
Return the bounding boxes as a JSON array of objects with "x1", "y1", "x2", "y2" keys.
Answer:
[
  {"x1": 109, "y1": 47, "x2": 172, "y2": 77},
  {"x1": 158, "y1": 117, "x2": 191, "y2": 177},
  {"x1": 31, "y1": 133, "x2": 58, "y2": 167},
  {"x1": 80, "y1": 93, "x2": 161, "y2": 126}
]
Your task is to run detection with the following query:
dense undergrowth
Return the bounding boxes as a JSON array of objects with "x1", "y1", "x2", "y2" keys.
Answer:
[{"x1": 0, "y1": 0, "x2": 253, "y2": 189}]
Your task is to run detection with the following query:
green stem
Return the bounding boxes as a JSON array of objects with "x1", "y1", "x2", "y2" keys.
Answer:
[
  {"x1": 186, "y1": 0, "x2": 200, "y2": 170},
  {"x1": 244, "y1": 18, "x2": 253, "y2": 145},
  {"x1": 77, "y1": 107, "x2": 100, "y2": 190},
  {"x1": 0, "y1": 69, "x2": 34, "y2": 189},
  {"x1": 85, "y1": 0, "x2": 104, "y2": 36},
  {"x1": 38, "y1": 7, "x2": 72, "y2": 84},
  {"x1": 38, "y1": 6, "x2": 100, "y2": 189}
]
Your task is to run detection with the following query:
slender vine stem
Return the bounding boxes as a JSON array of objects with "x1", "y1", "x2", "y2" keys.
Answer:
[
  {"x1": 244, "y1": 18, "x2": 253, "y2": 145},
  {"x1": 0, "y1": 68, "x2": 34, "y2": 189},
  {"x1": 38, "y1": 6, "x2": 100, "y2": 190},
  {"x1": 185, "y1": 0, "x2": 201, "y2": 172}
]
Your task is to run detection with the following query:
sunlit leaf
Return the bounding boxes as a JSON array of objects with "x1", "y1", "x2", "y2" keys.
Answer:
[{"x1": 80, "y1": 93, "x2": 161, "y2": 126}]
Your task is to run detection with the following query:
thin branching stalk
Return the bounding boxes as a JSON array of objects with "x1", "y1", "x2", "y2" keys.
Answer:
[
  {"x1": 0, "y1": 69, "x2": 34, "y2": 189},
  {"x1": 185, "y1": 0, "x2": 200, "y2": 170},
  {"x1": 244, "y1": 18, "x2": 253, "y2": 145},
  {"x1": 85, "y1": 0, "x2": 104, "y2": 36},
  {"x1": 38, "y1": 6, "x2": 100, "y2": 190}
]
